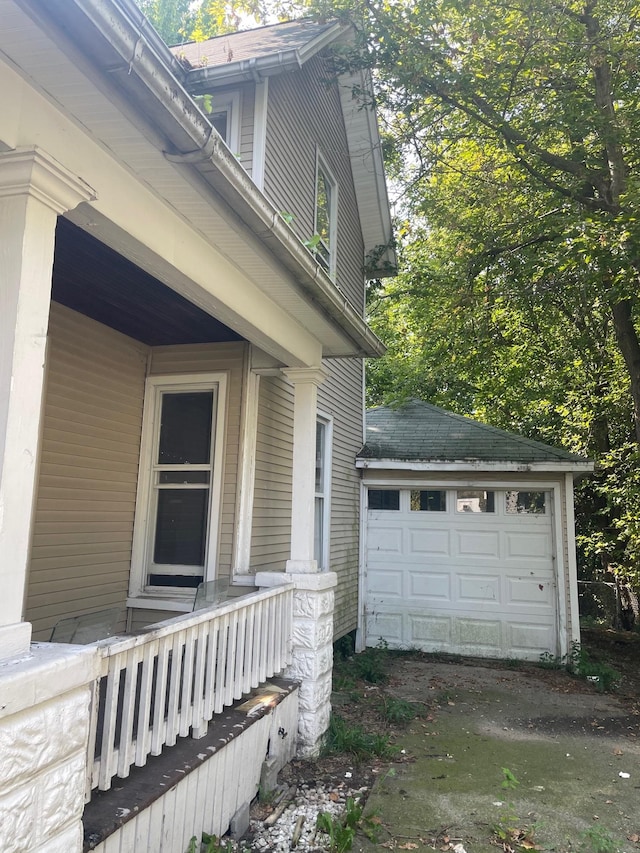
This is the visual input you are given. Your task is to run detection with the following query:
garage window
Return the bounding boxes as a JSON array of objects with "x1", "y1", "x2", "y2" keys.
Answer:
[
  {"x1": 368, "y1": 489, "x2": 400, "y2": 510},
  {"x1": 506, "y1": 490, "x2": 546, "y2": 514},
  {"x1": 410, "y1": 489, "x2": 446, "y2": 511},
  {"x1": 456, "y1": 489, "x2": 495, "y2": 513}
]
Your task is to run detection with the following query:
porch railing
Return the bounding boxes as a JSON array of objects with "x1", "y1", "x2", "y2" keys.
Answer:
[{"x1": 87, "y1": 583, "x2": 294, "y2": 795}]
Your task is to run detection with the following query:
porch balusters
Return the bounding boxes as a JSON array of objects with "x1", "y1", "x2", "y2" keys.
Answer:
[{"x1": 87, "y1": 583, "x2": 293, "y2": 796}]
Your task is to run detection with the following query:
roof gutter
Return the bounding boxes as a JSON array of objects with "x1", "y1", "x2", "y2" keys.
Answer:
[
  {"x1": 355, "y1": 459, "x2": 595, "y2": 473},
  {"x1": 18, "y1": 0, "x2": 385, "y2": 358},
  {"x1": 185, "y1": 21, "x2": 350, "y2": 93}
]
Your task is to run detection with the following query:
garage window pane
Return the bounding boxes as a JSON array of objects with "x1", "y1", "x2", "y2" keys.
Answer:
[
  {"x1": 456, "y1": 489, "x2": 495, "y2": 513},
  {"x1": 368, "y1": 489, "x2": 400, "y2": 510},
  {"x1": 410, "y1": 490, "x2": 446, "y2": 511},
  {"x1": 506, "y1": 490, "x2": 546, "y2": 514}
]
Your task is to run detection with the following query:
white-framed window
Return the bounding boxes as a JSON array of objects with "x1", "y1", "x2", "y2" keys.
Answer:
[
  {"x1": 129, "y1": 373, "x2": 227, "y2": 601},
  {"x1": 314, "y1": 154, "x2": 338, "y2": 278},
  {"x1": 314, "y1": 414, "x2": 332, "y2": 570},
  {"x1": 210, "y1": 90, "x2": 241, "y2": 155}
]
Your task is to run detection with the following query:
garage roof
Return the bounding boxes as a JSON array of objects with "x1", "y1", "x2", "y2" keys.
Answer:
[{"x1": 356, "y1": 400, "x2": 593, "y2": 473}]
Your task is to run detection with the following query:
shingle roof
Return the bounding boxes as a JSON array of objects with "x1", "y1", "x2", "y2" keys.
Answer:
[
  {"x1": 358, "y1": 400, "x2": 588, "y2": 465},
  {"x1": 174, "y1": 19, "x2": 338, "y2": 68}
]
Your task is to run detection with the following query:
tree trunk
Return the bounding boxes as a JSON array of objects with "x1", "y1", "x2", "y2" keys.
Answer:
[{"x1": 611, "y1": 299, "x2": 640, "y2": 444}]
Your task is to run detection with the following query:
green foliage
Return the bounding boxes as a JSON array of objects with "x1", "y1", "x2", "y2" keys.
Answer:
[
  {"x1": 334, "y1": 0, "x2": 640, "y2": 596},
  {"x1": 581, "y1": 825, "x2": 621, "y2": 853},
  {"x1": 501, "y1": 767, "x2": 520, "y2": 790},
  {"x1": 349, "y1": 641, "x2": 390, "y2": 684},
  {"x1": 539, "y1": 642, "x2": 620, "y2": 691},
  {"x1": 186, "y1": 834, "x2": 247, "y2": 853},
  {"x1": 323, "y1": 713, "x2": 396, "y2": 760},
  {"x1": 378, "y1": 696, "x2": 419, "y2": 725},
  {"x1": 316, "y1": 797, "x2": 364, "y2": 853},
  {"x1": 137, "y1": 0, "x2": 269, "y2": 45}
]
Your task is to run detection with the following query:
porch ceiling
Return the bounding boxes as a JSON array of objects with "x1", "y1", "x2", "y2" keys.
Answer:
[{"x1": 53, "y1": 219, "x2": 243, "y2": 346}]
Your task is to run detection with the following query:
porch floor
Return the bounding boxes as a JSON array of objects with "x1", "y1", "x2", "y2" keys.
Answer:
[{"x1": 83, "y1": 678, "x2": 298, "y2": 851}]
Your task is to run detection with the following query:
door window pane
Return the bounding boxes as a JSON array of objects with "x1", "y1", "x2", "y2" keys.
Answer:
[
  {"x1": 411, "y1": 490, "x2": 446, "y2": 511},
  {"x1": 368, "y1": 489, "x2": 400, "y2": 510},
  {"x1": 153, "y1": 489, "x2": 209, "y2": 566},
  {"x1": 506, "y1": 490, "x2": 546, "y2": 514},
  {"x1": 158, "y1": 391, "x2": 213, "y2": 464},
  {"x1": 456, "y1": 490, "x2": 495, "y2": 513}
]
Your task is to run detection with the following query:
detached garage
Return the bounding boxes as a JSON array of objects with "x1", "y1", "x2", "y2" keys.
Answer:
[{"x1": 356, "y1": 401, "x2": 593, "y2": 661}]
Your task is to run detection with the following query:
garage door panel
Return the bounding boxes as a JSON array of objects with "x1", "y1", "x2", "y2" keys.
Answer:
[
  {"x1": 408, "y1": 614, "x2": 452, "y2": 645},
  {"x1": 368, "y1": 525, "x2": 403, "y2": 554},
  {"x1": 408, "y1": 528, "x2": 450, "y2": 556},
  {"x1": 504, "y1": 531, "x2": 551, "y2": 560},
  {"x1": 457, "y1": 618, "x2": 502, "y2": 654},
  {"x1": 409, "y1": 570, "x2": 450, "y2": 600},
  {"x1": 457, "y1": 574, "x2": 500, "y2": 603},
  {"x1": 367, "y1": 570, "x2": 403, "y2": 597},
  {"x1": 456, "y1": 530, "x2": 500, "y2": 557},
  {"x1": 365, "y1": 610, "x2": 403, "y2": 644},
  {"x1": 505, "y1": 621, "x2": 556, "y2": 657},
  {"x1": 507, "y1": 575, "x2": 555, "y2": 608}
]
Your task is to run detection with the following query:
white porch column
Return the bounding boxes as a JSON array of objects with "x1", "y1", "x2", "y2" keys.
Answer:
[
  {"x1": 282, "y1": 365, "x2": 330, "y2": 573},
  {"x1": 0, "y1": 147, "x2": 95, "y2": 659}
]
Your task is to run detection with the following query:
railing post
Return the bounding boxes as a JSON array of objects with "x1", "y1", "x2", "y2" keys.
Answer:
[{"x1": 256, "y1": 572, "x2": 336, "y2": 757}]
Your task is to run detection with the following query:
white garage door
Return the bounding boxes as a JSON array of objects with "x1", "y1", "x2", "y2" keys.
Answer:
[{"x1": 365, "y1": 487, "x2": 558, "y2": 660}]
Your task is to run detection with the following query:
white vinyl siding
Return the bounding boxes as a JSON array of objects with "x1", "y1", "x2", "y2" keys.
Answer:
[
  {"x1": 250, "y1": 375, "x2": 294, "y2": 572},
  {"x1": 25, "y1": 304, "x2": 147, "y2": 640}
]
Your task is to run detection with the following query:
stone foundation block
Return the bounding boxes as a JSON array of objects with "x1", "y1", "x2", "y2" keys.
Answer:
[
  {"x1": 297, "y1": 671, "x2": 332, "y2": 710},
  {"x1": 291, "y1": 614, "x2": 333, "y2": 650},
  {"x1": 0, "y1": 783, "x2": 36, "y2": 852},
  {"x1": 287, "y1": 645, "x2": 332, "y2": 682}
]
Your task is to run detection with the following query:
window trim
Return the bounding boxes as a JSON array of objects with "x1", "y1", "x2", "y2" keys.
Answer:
[
  {"x1": 314, "y1": 152, "x2": 338, "y2": 279},
  {"x1": 210, "y1": 90, "x2": 241, "y2": 155},
  {"x1": 314, "y1": 412, "x2": 333, "y2": 571},
  {"x1": 129, "y1": 372, "x2": 228, "y2": 602}
]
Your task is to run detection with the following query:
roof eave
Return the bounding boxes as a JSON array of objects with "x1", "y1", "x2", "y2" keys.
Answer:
[
  {"x1": 17, "y1": 0, "x2": 384, "y2": 358},
  {"x1": 355, "y1": 459, "x2": 595, "y2": 473},
  {"x1": 183, "y1": 23, "x2": 396, "y2": 277},
  {"x1": 185, "y1": 20, "x2": 350, "y2": 93}
]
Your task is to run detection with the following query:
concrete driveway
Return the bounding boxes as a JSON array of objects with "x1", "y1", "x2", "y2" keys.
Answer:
[{"x1": 355, "y1": 659, "x2": 640, "y2": 853}]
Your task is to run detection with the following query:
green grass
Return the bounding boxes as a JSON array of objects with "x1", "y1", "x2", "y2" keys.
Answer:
[{"x1": 322, "y1": 713, "x2": 396, "y2": 760}]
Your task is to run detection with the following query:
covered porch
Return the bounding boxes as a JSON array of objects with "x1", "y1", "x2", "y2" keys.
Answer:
[{"x1": 0, "y1": 144, "x2": 338, "y2": 850}]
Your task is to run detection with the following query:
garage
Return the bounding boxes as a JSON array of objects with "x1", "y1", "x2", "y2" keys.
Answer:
[{"x1": 356, "y1": 401, "x2": 593, "y2": 661}]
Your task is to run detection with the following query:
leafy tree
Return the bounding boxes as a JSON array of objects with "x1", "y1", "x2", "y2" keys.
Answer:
[
  {"x1": 136, "y1": 0, "x2": 269, "y2": 44},
  {"x1": 338, "y1": 0, "x2": 640, "y2": 595},
  {"x1": 136, "y1": 0, "x2": 195, "y2": 44}
]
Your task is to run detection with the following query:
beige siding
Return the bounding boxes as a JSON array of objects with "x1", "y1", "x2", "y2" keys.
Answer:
[
  {"x1": 251, "y1": 374, "x2": 294, "y2": 572},
  {"x1": 318, "y1": 358, "x2": 364, "y2": 638},
  {"x1": 264, "y1": 54, "x2": 366, "y2": 312},
  {"x1": 26, "y1": 320, "x2": 247, "y2": 641},
  {"x1": 149, "y1": 342, "x2": 248, "y2": 581},
  {"x1": 26, "y1": 304, "x2": 147, "y2": 640}
]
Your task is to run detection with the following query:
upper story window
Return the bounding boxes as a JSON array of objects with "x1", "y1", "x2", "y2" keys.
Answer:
[
  {"x1": 209, "y1": 91, "x2": 241, "y2": 155},
  {"x1": 130, "y1": 373, "x2": 227, "y2": 602},
  {"x1": 315, "y1": 155, "x2": 337, "y2": 278}
]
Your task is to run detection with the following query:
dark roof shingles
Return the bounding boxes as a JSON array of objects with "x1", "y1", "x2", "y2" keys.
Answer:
[{"x1": 173, "y1": 20, "x2": 335, "y2": 68}]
